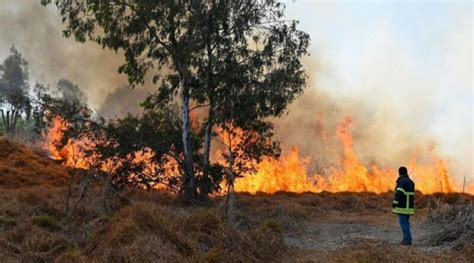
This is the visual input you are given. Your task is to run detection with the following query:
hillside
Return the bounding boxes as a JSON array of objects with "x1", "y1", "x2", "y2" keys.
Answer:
[{"x1": 0, "y1": 139, "x2": 472, "y2": 262}]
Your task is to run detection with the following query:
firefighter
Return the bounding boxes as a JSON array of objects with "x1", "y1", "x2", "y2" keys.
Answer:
[{"x1": 392, "y1": 166, "x2": 415, "y2": 245}]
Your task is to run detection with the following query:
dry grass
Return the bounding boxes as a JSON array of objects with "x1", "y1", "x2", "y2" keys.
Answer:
[
  {"x1": 0, "y1": 139, "x2": 284, "y2": 262},
  {"x1": 85, "y1": 201, "x2": 284, "y2": 262},
  {"x1": 0, "y1": 138, "x2": 472, "y2": 262},
  {"x1": 0, "y1": 139, "x2": 67, "y2": 189}
]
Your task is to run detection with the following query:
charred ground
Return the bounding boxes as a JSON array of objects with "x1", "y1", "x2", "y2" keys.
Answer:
[{"x1": 0, "y1": 139, "x2": 472, "y2": 262}]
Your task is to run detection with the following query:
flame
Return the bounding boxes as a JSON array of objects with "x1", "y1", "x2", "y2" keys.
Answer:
[
  {"x1": 234, "y1": 116, "x2": 470, "y2": 195},
  {"x1": 45, "y1": 116, "x2": 173, "y2": 189},
  {"x1": 45, "y1": 117, "x2": 90, "y2": 168},
  {"x1": 233, "y1": 147, "x2": 315, "y2": 193},
  {"x1": 45, "y1": 116, "x2": 471, "y2": 195}
]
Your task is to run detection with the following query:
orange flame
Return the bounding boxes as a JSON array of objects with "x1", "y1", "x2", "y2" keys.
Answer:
[
  {"x1": 234, "y1": 116, "x2": 470, "y2": 194},
  {"x1": 45, "y1": 117, "x2": 173, "y2": 189},
  {"x1": 45, "y1": 117, "x2": 90, "y2": 168},
  {"x1": 46, "y1": 116, "x2": 471, "y2": 195}
]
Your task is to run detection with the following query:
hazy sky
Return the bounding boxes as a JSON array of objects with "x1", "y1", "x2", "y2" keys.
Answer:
[
  {"x1": 283, "y1": 0, "x2": 473, "y2": 178},
  {"x1": 0, "y1": 1, "x2": 472, "y2": 178}
]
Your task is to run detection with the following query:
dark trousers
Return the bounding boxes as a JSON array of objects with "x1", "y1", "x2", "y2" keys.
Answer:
[{"x1": 398, "y1": 214, "x2": 412, "y2": 241}]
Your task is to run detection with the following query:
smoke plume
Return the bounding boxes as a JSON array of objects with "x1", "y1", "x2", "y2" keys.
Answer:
[{"x1": 0, "y1": 2, "x2": 471, "y2": 184}]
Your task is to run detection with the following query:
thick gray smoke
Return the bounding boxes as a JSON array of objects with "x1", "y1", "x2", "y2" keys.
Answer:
[{"x1": 0, "y1": 2, "x2": 471, "y2": 183}]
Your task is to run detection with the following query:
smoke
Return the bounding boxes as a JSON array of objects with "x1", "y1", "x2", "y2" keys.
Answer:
[
  {"x1": 97, "y1": 85, "x2": 153, "y2": 120},
  {"x1": 274, "y1": 53, "x2": 467, "y2": 184},
  {"x1": 273, "y1": 57, "x2": 425, "y2": 173},
  {"x1": 275, "y1": 4, "x2": 472, "y2": 182},
  {"x1": 0, "y1": 2, "x2": 129, "y2": 109},
  {"x1": 0, "y1": 2, "x2": 471, "y2": 182}
]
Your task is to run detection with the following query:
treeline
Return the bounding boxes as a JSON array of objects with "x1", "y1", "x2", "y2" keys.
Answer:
[
  {"x1": 0, "y1": 46, "x2": 87, "y2": 139},
  {"x1": 6, "y1": 1, "x2": 310, "y2": 208}
]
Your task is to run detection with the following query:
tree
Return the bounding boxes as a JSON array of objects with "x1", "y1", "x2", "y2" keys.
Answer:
[
  {"x1": 31, "y1": 82, "x2": 52, "y2": 137},
  {"x1": 192, "y1": 1, "x2": 310, "y2": 195},
  {"x1": 216, "y1": 121, "x2": 280, "y2": 219},
  {"x1": 32, "y1": 79, "x2": 90, "y2": 139},
  {"x1": 49, "y1": 102, "x2": 200, "y2": 213},
  {"x1": 0, "y1": 46, "x2": 31, "y2": 135},
  {"x1": 42, "y1": 0, "x2": 216, "y2": 201},
  {"x1": 42, "y1": 0, "x2": 310, "y2": 202}
]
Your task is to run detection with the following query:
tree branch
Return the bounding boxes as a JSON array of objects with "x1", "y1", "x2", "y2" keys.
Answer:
[{"x1": 190, "y1": 103, "x2": 210, "y2": 112}]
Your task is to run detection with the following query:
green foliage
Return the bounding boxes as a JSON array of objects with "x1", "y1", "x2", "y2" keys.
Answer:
[
  {"x1": 79, "y1": 104, "x2": 210, "y2": 192},
  {"x1": 192, "y1": 2, "x2": 309, "y2": 190},
  {"x1": 31, "y1": 82, "x2": 51, "y2": 137},
  {"x1": 197, "y1": 1, "x2": 310, "y2": 121},
  {"x1": 42, "y1": 1, "x2": 309, "y2": 119}
]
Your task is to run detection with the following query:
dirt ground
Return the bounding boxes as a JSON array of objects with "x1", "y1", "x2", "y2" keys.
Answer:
[
  {"x1": 284, "y1": 211, "x2": 428, "y2": 249},
  {"x1": 280, "y1": 210, "x2": 472, "y2": 262}
]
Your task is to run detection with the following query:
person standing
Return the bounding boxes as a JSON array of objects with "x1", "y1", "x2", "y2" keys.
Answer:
[{"x1": 392, "y1": 166, "x2": 415, "y2": 245}]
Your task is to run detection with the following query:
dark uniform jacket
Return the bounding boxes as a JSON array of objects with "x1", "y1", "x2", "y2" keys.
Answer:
[{"x1": 392, "y1": 175, "x2": 415, "y2": 215}]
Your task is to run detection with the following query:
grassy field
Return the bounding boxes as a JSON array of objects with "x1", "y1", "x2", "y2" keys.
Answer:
[{"x1": 0, "y1": 138, "x2": 472, "y2": 262}]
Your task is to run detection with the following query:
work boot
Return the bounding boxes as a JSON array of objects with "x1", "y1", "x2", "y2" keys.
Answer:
[{"x1": 400, "y1": 240, "x2": 412, "y2": 246}]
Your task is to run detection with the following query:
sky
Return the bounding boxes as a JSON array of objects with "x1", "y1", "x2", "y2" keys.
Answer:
[
  {"x1": 282, "y1": 0, "x2": 473, "y2": 179},
  {"x1": 0, "y1": 0, "x2": 472, "y2": 179}
]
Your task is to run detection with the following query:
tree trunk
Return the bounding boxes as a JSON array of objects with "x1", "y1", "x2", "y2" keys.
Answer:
[
  {"x1": 203, "y1": 112, "x2": 212, "y2": 167},
  {"x1": 181, "y1": 76, "x2": 196, "y2": 201},
  {"x1": 224, "y1": 131, "x2": 236, "y2": 223},
  {"x1": 11, "y1": 109, "x2": 19, "y2": 134},
  {"x1": 0, "y1": 109, "x2": 6, "y2": 133},
  {"x1": 224, "y1": 157, "x2": 236, "y2": 223},
  {"x1": 202, "y1": 105, "x2": 214, "y2": 194},
  {"x1": 5, "y1": 111, "x2": 10, "y2": 133},
  {"x1": 202, "y1": 6, "x2": 215, "y2": 196},
  {"x1": 101, "y1": 175, "x2": 113, "y2": 216}
]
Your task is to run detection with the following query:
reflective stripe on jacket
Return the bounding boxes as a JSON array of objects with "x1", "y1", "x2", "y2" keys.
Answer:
[{"x1": 392, "y1": 175, "x2": 415, "y2": 215}]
